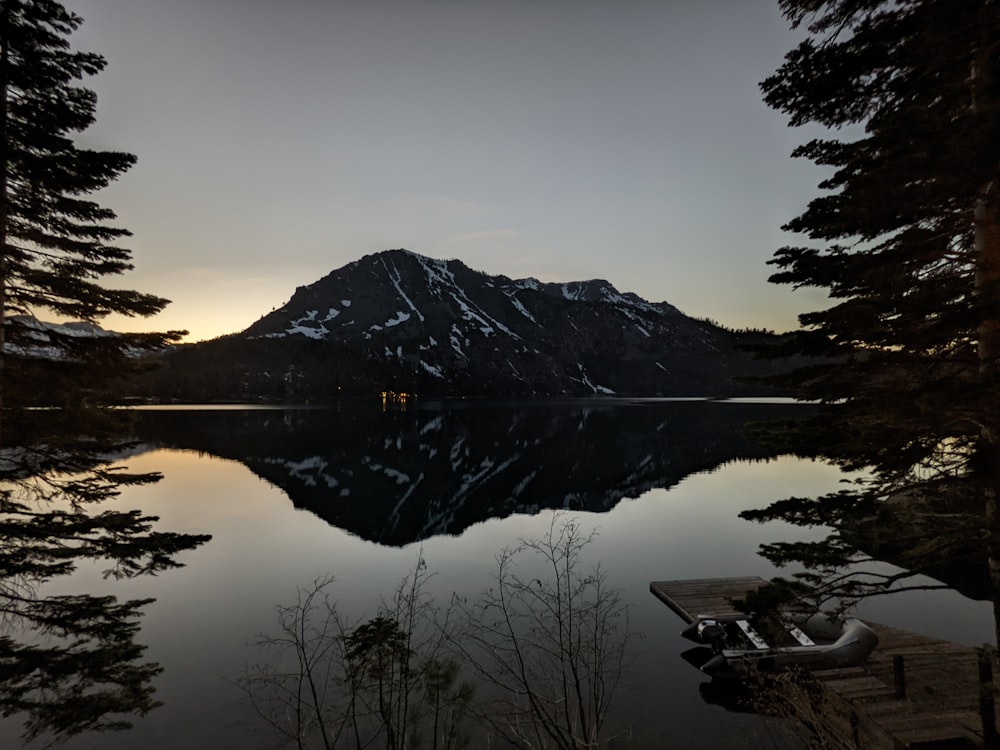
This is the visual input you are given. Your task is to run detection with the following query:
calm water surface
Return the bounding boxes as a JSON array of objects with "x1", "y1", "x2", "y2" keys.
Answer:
[{"x1": 2, "y1": 400, "x2": 993, "y2": 749}]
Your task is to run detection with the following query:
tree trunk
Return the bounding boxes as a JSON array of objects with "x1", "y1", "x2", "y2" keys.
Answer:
[
  {"x1": 976, "y1": 191, "x2": 1000, "y2": 659},
  {"x1": 0, "y1": 2, "x2": 10, "y2": 447},
  {"x1": 972, "y1": 5, "x2": 1000, "y2": 656}
]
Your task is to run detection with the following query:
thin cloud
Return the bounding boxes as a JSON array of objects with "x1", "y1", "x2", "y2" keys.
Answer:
[
  {"x1": 397, "y1": 192, "x2": 499, "y2": 218},
  {"x1": 177, "y1": 267, "x2": 282, "y2": 288},
  {"x1": 445, "y1": 229, "x2": 521, "y2": 245}
]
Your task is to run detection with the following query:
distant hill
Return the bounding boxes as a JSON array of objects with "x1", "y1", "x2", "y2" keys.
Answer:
[{"x1": 130, "y1": 249, "x2": 791, "y2": 401}]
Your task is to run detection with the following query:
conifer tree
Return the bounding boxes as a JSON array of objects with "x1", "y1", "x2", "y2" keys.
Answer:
[
  {"x1": 0, "y1": 2, "x2": 209, "y2": 741},
  {"x1": 743, "y1": 0, "x2": 1000, "y2": 640},
  {"x1": 0, "y1": 0, "x2": 182, "y2": 410}
]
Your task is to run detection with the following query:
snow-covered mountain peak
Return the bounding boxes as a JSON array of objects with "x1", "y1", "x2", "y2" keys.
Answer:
[{"x1": 205, "y1": 248, "x2": 769, "y2": 398}]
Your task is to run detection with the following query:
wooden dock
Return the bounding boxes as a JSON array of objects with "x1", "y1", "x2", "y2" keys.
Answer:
[{"x1": 651, "y1": 577, "x2": 997, "y2": 749}]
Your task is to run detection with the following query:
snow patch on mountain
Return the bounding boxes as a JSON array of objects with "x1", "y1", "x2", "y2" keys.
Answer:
[
  {"x1": 384, "y1": 311, "x2": 411, "y2": 327},
  {"x1": 420, "y1": 360, "x2": 444, "y2": 378},
  {"x1": 505, "y1": 291, "x2": 538, "y2": 323},
  {"x1": 15, "y1": 317, "x2": 114, "y2": 339},
  {"x1": 4, "y1": 316, "x2": 129, "y2": 359},
  {"x1": 223, "y1": 248, "x2": 771, "y2": 397},
  {"x1": 259, "y1": 309, "x2": 332, "y2": 339},
  {"x1": 382, "y1": 256, "x2": 426, "y2": 323},
  {"x1": 449, "y1": 325, "x2": 468, "y2": 359},
  {"x1": 575, "y1": 364, "x2": 616, "y2": 395}
]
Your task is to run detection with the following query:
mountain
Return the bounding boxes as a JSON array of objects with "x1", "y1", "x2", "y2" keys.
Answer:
[
  {"x1": 4, "y1": 315, "x2": 116, "y2": 360},
  {"x1": 128, "y1": 401, "x2": 810, "y2": 546},
  {"x1": 132, "y1": 249, "x2": 788, "y2": 400}
]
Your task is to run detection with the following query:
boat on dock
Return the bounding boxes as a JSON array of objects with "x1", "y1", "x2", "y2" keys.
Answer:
[
  {"x1": 651, "y1": 578, "x2": 996, "y2": 748},
  {"x1": 680, "y1": 611, "x2": 879, "y2": 675}
]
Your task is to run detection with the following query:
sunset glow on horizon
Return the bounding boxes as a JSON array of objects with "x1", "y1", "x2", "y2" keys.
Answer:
[{"x1": 68, "y1": 0, "x2": 829, "y2": 344}]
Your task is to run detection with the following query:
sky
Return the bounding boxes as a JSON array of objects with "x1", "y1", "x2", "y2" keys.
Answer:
[{"x1": 62, "y1": 0, "x2": 831, "y2": 343}]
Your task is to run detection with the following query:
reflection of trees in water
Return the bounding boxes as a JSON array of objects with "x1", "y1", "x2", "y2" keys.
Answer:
[
  {"x1": 739, "y1": 481, "x2": 989, "y2": 613},
  {"x1": 0, "y1": 410, "x2": 211, "y2": 743},
  {"x1": 696, "y1": 667, "x2": 838, "y2": 750},
  {"x1": 245, "y1": 516, "x2": 635, "y2": 750},
  {"x1": 726, "y1": 440, "x2": 1000, "y2": 746},
  {"x1": 452, "y1": 516, "x2": 634, "y2": 750},
  {"x1": 242, "y1": 561, "x2": 473, "y2": 750},
  {"x1": 0, "y1": 0, "x2": 212, "y2": 738}
]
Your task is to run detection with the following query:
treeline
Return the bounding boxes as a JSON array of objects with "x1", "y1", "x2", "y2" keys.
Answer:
[
  {"x1": 125, "y1": 336, "x2": 437, "y2": 402},
  {"x1": 122, "y1": 328, "x2": 802, "y2": 404}
]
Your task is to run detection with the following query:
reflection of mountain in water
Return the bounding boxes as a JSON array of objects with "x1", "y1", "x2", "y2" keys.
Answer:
[{"x1": 132, "y1": 401, "x2": 809, "y2": 546}]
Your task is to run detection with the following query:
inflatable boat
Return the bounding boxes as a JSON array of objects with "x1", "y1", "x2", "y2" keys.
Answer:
[{"x1": 679, "y1": 612, "x2": 878, "y2": 676}]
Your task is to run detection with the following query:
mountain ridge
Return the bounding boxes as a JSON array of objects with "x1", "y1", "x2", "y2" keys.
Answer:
[{"x1": 132, "y1": 248, "x2": 789, "y2": 401}]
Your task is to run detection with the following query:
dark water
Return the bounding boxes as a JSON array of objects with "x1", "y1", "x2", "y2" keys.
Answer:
[{"x1": 1, "y1": 400, "x2": 992, "y2": 748}]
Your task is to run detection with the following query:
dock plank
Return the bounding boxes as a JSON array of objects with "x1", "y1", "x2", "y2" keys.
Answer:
[{"x1": 650, "y1": 577, "x2": 995, "y2": 749}]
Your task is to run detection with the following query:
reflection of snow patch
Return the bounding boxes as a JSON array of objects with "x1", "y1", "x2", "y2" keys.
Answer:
[
  {"x1": 281, "y1": 456, "x2": 340, "y2": 488},
  {"x1": 382, "y1": 467, "x2": 410, "y2": 485},
  {"x1": 511, "y1": 468, "x2": 536, "y2": 497},
  {"x1": 453, "y1": 456, "x2": 516, "y2": 501},
  {"x1": 420, "y1": 416, "x2": 443, "y2": 435},
  {"x1": 450, "y1": 436, "x2": 466, "y2": 465},
  {"x1": 387, "y1": 472, "x2": 424, "y2": 525}
]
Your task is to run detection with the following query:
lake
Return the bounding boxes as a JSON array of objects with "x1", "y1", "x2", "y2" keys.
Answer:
[{"x1": 1, "y1": 400, "x2": 994, "y2": 749}]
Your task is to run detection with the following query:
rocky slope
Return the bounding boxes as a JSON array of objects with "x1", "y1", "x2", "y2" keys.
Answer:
[{"x1": 135, "y1": 248, "x2": 785, "y2": 400}]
